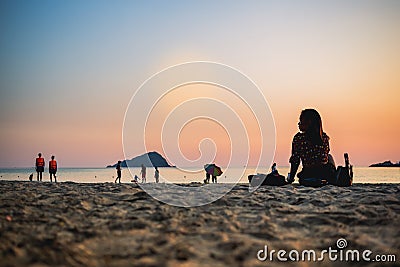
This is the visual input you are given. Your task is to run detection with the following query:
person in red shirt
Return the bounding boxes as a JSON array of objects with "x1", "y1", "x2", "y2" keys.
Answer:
[
  {"x1": 288, "y1": 109, "x2": 335, "y2": 186},
  {"x1": 35, "y1": 153, "x2": 45, "y2": 181},
  {"x1": 49, "y1": 155, "x2": 57, "y2": 183}
]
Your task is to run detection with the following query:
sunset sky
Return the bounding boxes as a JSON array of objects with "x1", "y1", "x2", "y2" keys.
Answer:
[{"x1": 0, "y1": 0, "x2": 399, "y2": 168}]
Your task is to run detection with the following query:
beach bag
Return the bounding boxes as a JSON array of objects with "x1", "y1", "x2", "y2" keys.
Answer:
[
  {"x1": 330, "y1": 153, "x2": 353, "y2": 187},
  {"x1": 248, "y1": 173, "x2": 287, "y2": 186},
  {"x1": 334, "y1": 167, "x2": 352, "y2": 186}
]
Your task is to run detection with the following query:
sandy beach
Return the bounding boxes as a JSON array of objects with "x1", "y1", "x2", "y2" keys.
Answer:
[{"x1": 1, "y1": 181, "x2": 399, "y2": 267}]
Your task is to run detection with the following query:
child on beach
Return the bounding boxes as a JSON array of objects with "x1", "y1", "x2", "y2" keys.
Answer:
[{"x1": 131, "y1": 175, "x2": 139, "y2": 183}]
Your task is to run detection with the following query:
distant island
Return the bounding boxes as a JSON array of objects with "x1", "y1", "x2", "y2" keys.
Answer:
[
  {"x1": 107, "y1": 151, "x2": 173, "y2": 168},
  {"x1": 369, "y1": 160, "x2": 400, "y2": 167}
]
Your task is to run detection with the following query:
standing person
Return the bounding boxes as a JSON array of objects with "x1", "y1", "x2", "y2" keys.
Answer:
[
  {"x1": 288, "y1": 109, "x2": 335, "y2": 186},
  {"x1": 204, "y1": 173, "x2": 210, "y2": 184},
  {"x1": 115, "y1": 161, "x2": 122, "y2": 183},
  {"x1": 35, "y1": 153, "x2": 45, "y2": 181},
  {"x1": 154, "y1": 167, "x2": 159, "y2": 183},
  {"x1": 140, "y1": 164, "x2": 146, "y2": 183},
  {"x1": 49, "y1": 155, "x2": 57, "y2": 183}
]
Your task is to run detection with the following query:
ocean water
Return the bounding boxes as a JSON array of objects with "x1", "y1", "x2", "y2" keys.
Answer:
[{"x1": 0, "y1": 167, "x2": 399, "y2": 184}]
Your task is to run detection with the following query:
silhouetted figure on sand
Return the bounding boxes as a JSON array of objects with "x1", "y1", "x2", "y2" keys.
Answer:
[
  {"x1": 288, "y1": 109, "x2": 336, "y2": 187},
  {"x1": 271, "y1": 163, "x2": 278, "y2": 175},
  {"x1": 204, "y1": 173, "x2": 210, "y2": 184},
  {"x1": 49, "y1": 155, "x2": 57, "y2": 182},
  {"x1": 154, "y1": 167, "x2": 159, "y2": 183},
  {"x1": 35, "y1": 153, "x2": 45, "y2": 181},
  {"x1": 248, "y1": 162, "x2": 287, "y2": 186},
  {"x1": 115, "y1": 161, "x2": 122, "y2": 183},
  {"x1": 131, "y1": 175, "x2": 139, "y2": 183},
  {"x1": 140, "y1": 164, "x2": 146, "y2": 183},
  {"x1": 204, "y1": 164, "x2": 222, "y2": 184}
]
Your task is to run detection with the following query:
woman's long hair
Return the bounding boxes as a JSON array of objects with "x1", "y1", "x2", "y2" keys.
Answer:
[{"x1": 301, "y1": 109, "x2": 323, "y2": 145}]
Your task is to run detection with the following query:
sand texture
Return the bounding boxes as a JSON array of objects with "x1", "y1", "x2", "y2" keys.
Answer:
[{"x1": 0, "y1": 181, "x2": 399, "y2": 267}]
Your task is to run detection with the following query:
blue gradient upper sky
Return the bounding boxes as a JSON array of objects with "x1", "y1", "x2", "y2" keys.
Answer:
[{"x1": 1, "y1": 0, "x2": 399, "y2": 167}]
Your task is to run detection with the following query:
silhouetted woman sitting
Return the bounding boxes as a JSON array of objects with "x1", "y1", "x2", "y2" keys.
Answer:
[{"x1": 287, "y1": 109, "x2": 335, "y2": 187}]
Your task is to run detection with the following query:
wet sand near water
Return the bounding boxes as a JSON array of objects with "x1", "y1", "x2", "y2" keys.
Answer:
[{"x1": 0, "y1": 181, "x2": 399, "y2": 267}]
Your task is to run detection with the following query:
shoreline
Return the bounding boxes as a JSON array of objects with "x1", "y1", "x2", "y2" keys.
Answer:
[{"x1": 2, "y1": 166, "x2": 399, "y2": 185}]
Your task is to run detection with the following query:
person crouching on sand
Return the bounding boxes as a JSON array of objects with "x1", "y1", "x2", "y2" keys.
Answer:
[
  {"x1": 288, "y1": 109, "x2": 335, "y2": 186},
  {"x1": 49, "y1": 155, "x2": 57, "y2": 183},
  {"x1": 131, "y1": 175, "x2": 139, "y2": 183}
]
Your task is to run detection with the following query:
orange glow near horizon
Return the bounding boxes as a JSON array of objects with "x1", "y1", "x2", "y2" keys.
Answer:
[{"x1": 143, "y1": 83, "x2": 263, "y2": 167}]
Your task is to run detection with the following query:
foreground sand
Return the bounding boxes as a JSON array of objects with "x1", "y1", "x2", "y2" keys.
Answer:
[{"x1": 0, "y1": 181, "x2": 399, "y2": 267}]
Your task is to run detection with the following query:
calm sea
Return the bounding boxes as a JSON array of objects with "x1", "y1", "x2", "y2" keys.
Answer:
[{"x1": 0, "y1": 167, "x2": 399, "y2": 184}]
